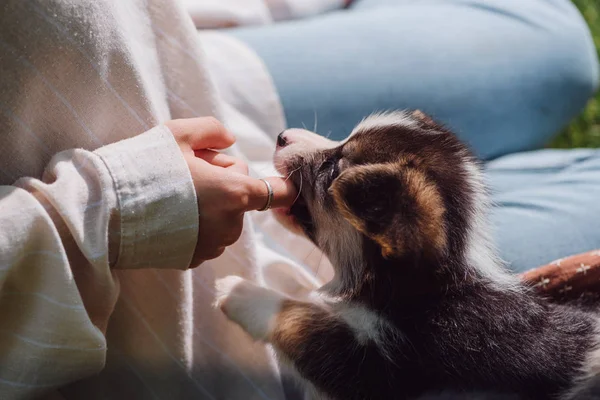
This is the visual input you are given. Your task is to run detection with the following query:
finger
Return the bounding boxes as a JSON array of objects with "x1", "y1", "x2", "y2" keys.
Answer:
[
  {"x1": 222, "y1": 216, "x2": 244, "y2": 246},
  {"x1": 242, "y1": 176, "x2": 298, "y2": 212},
  {"x1": 208, "y1": 247, "x2": 226, "y2": 260},
  {"x1": 195, "y1": 150, "x2": 249, "y2": 175},
  {"x1": 166, "y1": 117, "x2": 235, "y2": 150},
  {"x1": 194, "y1": 247, "x2": 226, "y2": 267},
  {"x1": 195, "y1": 149, "x2": 235, "y2": 167}
]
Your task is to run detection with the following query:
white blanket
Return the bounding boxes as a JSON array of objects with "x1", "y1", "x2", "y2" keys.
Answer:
[{"x1": 0, "y1": 0, "x2": 340, "y2": 399}]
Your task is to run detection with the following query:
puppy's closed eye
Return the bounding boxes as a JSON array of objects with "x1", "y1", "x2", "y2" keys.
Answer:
[{"x1": 318, "y1": 159, "x2": 340, "y2": 190}]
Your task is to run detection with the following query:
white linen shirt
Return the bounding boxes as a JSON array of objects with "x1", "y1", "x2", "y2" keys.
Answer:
[{"x1": 0, "y1": 0, "x2": 342, "y2": 399}]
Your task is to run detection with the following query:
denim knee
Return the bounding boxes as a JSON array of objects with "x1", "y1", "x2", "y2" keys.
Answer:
[{"x1": 549, "y1": 11, "x2": 599, "y2": 111}]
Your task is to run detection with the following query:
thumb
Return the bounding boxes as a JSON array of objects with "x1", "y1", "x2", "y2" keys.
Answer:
[{"x1": 243, "y1": 176, "x2": 298, "y2": 211}]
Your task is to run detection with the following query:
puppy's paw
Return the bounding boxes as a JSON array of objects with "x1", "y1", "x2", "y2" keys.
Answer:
[
  {"x1": 214, "y1": 276, "x2": 284, "y2": 341},
  {"x1": 213, "y1": 275, "x2": 246, "y2": 310}
]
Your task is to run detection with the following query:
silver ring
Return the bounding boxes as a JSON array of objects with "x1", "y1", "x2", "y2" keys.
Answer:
[{"x1": 258, "y1": 179, "x2": 273, "y2": 211}]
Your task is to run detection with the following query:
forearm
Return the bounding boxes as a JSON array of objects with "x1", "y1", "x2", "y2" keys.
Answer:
[{"x1": 0, "y1": 125, "x2": 198, "y2": 398}]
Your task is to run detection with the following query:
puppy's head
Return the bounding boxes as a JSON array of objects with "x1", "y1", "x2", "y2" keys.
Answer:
[{"x1": 274, "y1": 111, "x2": 514, "y2": 291}]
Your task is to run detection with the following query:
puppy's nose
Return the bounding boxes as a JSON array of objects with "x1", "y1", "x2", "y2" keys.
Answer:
[{"x1": 277, "y1": 131, "x2": 288, "y2": 147}]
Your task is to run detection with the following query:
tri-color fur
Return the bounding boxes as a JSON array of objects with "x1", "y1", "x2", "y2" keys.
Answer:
[{"x1": 215, "y1": 111, "x2": 600, "y2": 399}]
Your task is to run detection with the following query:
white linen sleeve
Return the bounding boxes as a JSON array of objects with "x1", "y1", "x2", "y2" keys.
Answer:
[{"x1": 0, "y1": 125, "x2": 198, "y2": 398}]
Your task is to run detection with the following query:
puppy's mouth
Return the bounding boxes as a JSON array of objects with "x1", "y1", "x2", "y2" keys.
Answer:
[
  {"x1": 289, "y1": 194, "x2": 312, "y2": 228},
  {"x1": 276, "y1": 168, "x2": 315, "y2": 237}
]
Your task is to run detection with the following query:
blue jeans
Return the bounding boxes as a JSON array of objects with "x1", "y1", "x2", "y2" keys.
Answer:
[{"x1": 230, "y1": 0, "x2": 600, "y2": 273}]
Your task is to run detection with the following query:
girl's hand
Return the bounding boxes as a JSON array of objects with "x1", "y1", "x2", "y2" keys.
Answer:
[{"x1": 166, "y1": 118, "x2": 297, "y2": 266}]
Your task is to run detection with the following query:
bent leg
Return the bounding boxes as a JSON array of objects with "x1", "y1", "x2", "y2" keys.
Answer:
[
  {"x1": 487, "y1": 149, "x2": 600, "y2": 272},
  {"x1": 231, "y1": 0, "x2": 598, "y2": 159},
  {"x1": 215, "y1": 276, "x2": 387, "y2": 400}
]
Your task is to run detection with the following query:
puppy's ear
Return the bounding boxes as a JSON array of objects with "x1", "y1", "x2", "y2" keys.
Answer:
[{"x1": 331, "y1": 162, "x2": 447, "y2": 259}]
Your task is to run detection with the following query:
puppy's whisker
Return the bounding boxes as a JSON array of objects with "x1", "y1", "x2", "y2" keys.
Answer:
[
  {"x1": 302, "y1": 243, "x2": 319, "y2": 265},
  {"x1": 313, "y1": 109, "x2": 318, "y2": 134},
  {"x1": 314, "y1": 249, "x2": 325, "y2": 279},
  {"x1": 285, "y1": 166, "x2": 301, "y2": 182},
  {"x1": 291, "y1": 170, "x2": 303, "y2": 206}
]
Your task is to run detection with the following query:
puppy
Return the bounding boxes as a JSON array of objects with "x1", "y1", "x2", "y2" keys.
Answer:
[{"x1": 215, "y1": 111, "x2": 600, "y2": 399}]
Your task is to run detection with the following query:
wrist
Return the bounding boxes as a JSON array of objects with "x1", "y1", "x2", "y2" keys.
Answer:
[{"x1": 94, "y1": 125, "x2": 199, "y2": 270}]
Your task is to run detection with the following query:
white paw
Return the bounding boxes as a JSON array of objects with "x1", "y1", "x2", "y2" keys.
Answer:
[
  {"x1": 213, "y1": 275, "x2": 246, "y2": 310},
  {"x1": 213, "y1": 275, "x2": 284, "y2": 341}
]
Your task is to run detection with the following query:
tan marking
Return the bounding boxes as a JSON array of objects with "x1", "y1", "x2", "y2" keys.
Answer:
[
  {"x1": 411, "y1": 110, "x2": 441, "y2": 130},
  {"x1": 412, "y1": 110, "x2": 433, "y2": 123},
  {"x1": 397, "y1": 154, "x2": 422, "y2": 168},
  {"x1": 402, "y1": 168, "x2": 447, "y2": 253},
  {"x1": 330, "y1": 173, "x2": 368, "y2": 233},
  {"x1": 270, "y1": 300, "x2": 330, "y2": 358},
  {"x1": 331, "y1": 162, "x2": 446, "y2": 259},
  {"x1": 375, "y1": 234, "x2": 402, "y2": 259}
]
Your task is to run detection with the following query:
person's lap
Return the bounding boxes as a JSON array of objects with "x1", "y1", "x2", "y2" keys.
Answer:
[
  {"x1": 486, "y1": 149, "x2": 600, "y2": 272},
  {"x1": 230, "y1": 0, "x2": 597, "y2": 160},
  {"x1": 229, "y1": 0, "x2": 600, "y2": 272}
]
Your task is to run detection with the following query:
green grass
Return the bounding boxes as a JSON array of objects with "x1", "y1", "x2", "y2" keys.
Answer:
[{"x1": 550, "y1": 0, "x2": 600, "y2": 148}]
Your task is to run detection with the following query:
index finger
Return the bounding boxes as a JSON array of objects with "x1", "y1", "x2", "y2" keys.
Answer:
[
  {"x1": 244, "y1": 176, "x2": 298, "y2": 211},
  {"x1": 165, "y1": 117, "x2": 235, "y2": 150}
]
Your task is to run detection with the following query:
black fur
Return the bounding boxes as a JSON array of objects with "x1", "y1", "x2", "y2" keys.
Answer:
[{"x1": 275, "y1": 112, "x2": 600, "y2": 400}]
